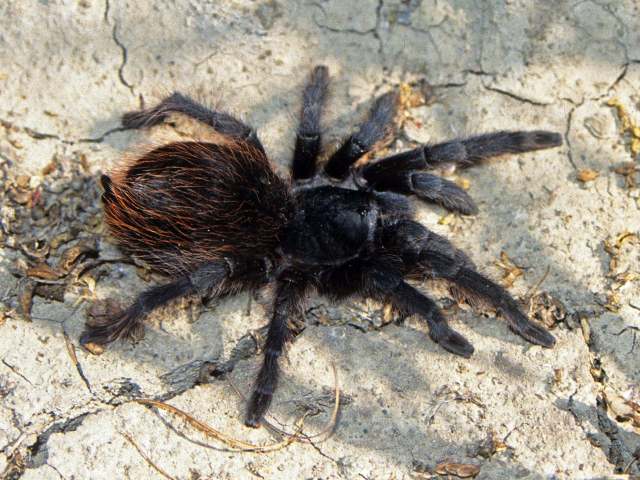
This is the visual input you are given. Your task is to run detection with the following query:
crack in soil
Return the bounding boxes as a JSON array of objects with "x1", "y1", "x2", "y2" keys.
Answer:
[{"x1": 111, "y1": 23, "x2": 135, "y2": 95}]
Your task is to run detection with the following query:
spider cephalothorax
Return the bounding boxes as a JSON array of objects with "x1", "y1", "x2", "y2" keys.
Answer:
[{"x1": 81, "y1": 65, "x2": 562, "y2": 427}]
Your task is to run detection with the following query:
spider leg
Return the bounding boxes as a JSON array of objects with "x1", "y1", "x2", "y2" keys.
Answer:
[
  {"x1": 291, "y1": 65, "x2": 329, "y2": 181},
  {"x1": 324, "y1": 91, "x2": 398, "y2": 180},
  {"x1": 317, "y1": 256, "x2": 473, "y2": 357},
  {"x1": 79, "y1": 275, "x2": 197, "y2": 346},
  {"x1": 245, "y1": 270, "x2": 308, "y2": 428},
  {"x1": 121, "y1": 92, "x2": 263, "y2": 150},
  {"x1": 369, "y1": 171, "x2": 478, "y2": 215},
  {"x1": 79, "y1": 258, "x2": 266, "y2": 347},
  {"x1": 389, "y1": 281, "x2": 475, "y2": 357},
  {"x1": 382, "y1": 219, "x2": 555, "y2": 348},
  {"x1": 359, "y1": 130, "x2": 561, "y2": 213},
  {"x1": 363, "y1": 130, "x2": 562, "y2": 174}
]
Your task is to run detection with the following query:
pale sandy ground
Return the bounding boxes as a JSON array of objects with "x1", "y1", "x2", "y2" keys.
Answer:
[{"x1": 0, "y1": 1, "x2": 639, "y2": 479}]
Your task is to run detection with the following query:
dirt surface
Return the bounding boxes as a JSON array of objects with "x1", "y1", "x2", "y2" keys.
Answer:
[{"x1": 1, "y1": 1, "x2": 639, "y2": 479}]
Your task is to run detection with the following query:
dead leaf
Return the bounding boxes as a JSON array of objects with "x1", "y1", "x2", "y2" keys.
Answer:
[
  {"x1": 41, "y1": 157, "x2": 58, "y2": 176},
  {"x1": 604, "y1": 389, "x2": 640, "y2": 428},
  {"x1": 82, "y1": 342, "x2": 105, "y2": 355},
  {"x1": 50, "y1": 231, "x2": 73, "y2": 250},
  {"x1": 613, "y1": 162, "x2": 639, "y2": 188},
  {"x1": 607, "y1": 97, "x2": 640, "y2": 158},
  {"x1": 435, "y1": 462, "x2": 480, "y2": 478},
  {"x1": 528, "y1": 292, "x2": 566, "y2": 329},
  {"x1": 616, "y1": 231, "x2": 638, "y2": 248},
  {"x1": 26, "y1": 262, "x2": 63, "y2": 280},
  {"x1": 8, "y1": 138, "x2": 23, "y2": 149},
  {"x1": 495, "y1": 251, "x2": 524, "y2": 287},
  {"x1": 20, "y1": 242, "x2": 50, "y2": 261},
  {"x1": 614, "y1": 271, "x2": 639, "y2": 284},
  {"x1": 554, "y1": 368, "x2": 564, "y2": 385},
  {"x1": 8, "y1": 187, "x2": 32, "y2": 205},
  {"x1": 577, "y1": 169, "x2": 599, "y2": 182},
  {"x1": 19, "y1": 281, "x2": 35, "y2": 322},
  {"x1": 34, "y1": 283, "x2": 66, "y2": 302},
  {"x1": 477, "y1": 430, "x2": 508, "y2": 459},
  {"x1": 58, "y1": 239, "x2": 98, "y2": 273},
  {"x1": 602, "y1": 232, "x2": 639, "y2": 312},
  {"x1": 15, "y1": 175, "x2": 30, "y2": 189}
]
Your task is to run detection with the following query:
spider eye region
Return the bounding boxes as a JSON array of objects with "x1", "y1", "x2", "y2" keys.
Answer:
[{"x1": 282, "y1": 186, "x2": 377, "y2": 265}]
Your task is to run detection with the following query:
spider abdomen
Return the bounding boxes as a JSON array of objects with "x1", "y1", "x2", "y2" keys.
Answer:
[{"x1": 103, "y1": 140, "x2": 291, "y2": 275}]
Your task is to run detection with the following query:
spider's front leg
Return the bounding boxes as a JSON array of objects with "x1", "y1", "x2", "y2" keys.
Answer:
[
  {"x1": 358, "y1": 130, "x2": 562, "y2": 214},
  {"x1": 245, "y1": 270, "x2": 309, "y2": 428},
  {"x1": 382, "y1": 219, "x2": 556, "y2": 348}
]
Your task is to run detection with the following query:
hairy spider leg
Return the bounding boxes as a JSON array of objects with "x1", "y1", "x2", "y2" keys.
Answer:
[
  {"x1": 121, "y1": 92, "x2": 264, "y2": 150},
  {"x1": 79, "y1": 259, "x2": 268, "y2": 347},
  {"x1": 389, "y1": 282, "x2": 475, "y2": 357},
  {"x1": 245, "y1": 270, "x2": 308, "y2": 427},
  {"x1": 363, "y1": 130, "x2": 562, "y2": 174},
  {"x1": 291, "y1": 65, "x2": 330, "y2": 180},
  {"x1": 385, "y1": 219, "x2": 556, "y2": 348},
  {"x1": 369, "y1": 170, "x2": 478, "y2": 215},
  {"x1": 324, "y1": 91, "x2": 398, "y2": 179},
  {"x1": 80, "y1": 276, "x2": 197, "y2": 346},
  {"x1": 316, "y1": 252, "x2": 474, "y2": 358},
  {"x1": 359, "y1": 130, "x2": 562, "y2": 213}
]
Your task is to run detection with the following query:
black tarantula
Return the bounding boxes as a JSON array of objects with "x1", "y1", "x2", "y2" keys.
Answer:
[{"x1": 81, "y1": 65, "x2": 562, "y2": 427}]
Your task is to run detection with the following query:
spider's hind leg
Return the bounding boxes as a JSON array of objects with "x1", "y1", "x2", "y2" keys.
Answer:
[
  {"x1": 121, "y1": 92, "x2": 263, "y2": 149},
  {"x1": 291, "y1": 65, "x2": 330, "y2": 181},
  {"x1": 80, "y1": 260, "x2": 232, "y2": 348},
  {"x1": 80, "y1": 276, "x2": 196, "y2": 346},
  {"x1": 390, "y1": 281, "x2": 474, "y2": 358}
]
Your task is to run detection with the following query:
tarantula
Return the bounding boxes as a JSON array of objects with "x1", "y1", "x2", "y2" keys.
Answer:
[{"x1": 80, "y1": 65, "x2": 562, "y2": 427}]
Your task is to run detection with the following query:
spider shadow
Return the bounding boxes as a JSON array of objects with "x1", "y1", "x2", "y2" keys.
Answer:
[{"x1": 555, "y1": 397, "x2": 640, "y2": 476}]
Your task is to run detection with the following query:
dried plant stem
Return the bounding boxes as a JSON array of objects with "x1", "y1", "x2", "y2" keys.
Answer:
[
  {"x1": 134, "y1": 398, "x2": 306, "y2": 453},
  {"x1": 120, "y1": 431, "x2": 176, "y2": 480},
  {"x1": 228, "y1": 362, "x2": 341, "y2": 443}
]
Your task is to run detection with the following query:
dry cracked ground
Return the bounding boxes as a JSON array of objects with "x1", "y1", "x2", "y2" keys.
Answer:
[{"x1": 1, "y1": 1, "x2": 639, "y2": 479}]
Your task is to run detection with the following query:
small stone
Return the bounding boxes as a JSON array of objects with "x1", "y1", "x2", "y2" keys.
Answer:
[{"x1": 255, "y1": 0, "x2": 281, "y2": 30}]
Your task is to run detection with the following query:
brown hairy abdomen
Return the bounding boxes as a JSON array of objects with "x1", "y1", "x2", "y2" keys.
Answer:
[{"x1": 103, "y1": 140, "x2": 291, "y2": 275}]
